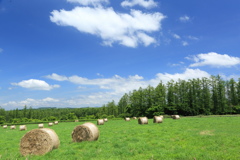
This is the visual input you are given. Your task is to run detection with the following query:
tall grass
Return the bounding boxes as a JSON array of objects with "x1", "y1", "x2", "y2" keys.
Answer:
[{"x1": 0, "y1": 116, "x2": 240, "y2": 159}]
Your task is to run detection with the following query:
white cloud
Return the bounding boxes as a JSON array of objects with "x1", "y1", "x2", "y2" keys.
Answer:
[
  {"x1": 0, "y1": 48, "x2": 3, "y2": 53},
  {"x1": 172, "y1": 33, "x2": 181, "y2": 39},
  {"x1": 4, "y1": 68, "x2": 213, "y2": 108},
  {"x1": 182, "y1": 41, "x2": 188, "y2": 46},
  {"x1": 67, "y1": 0, "x2": 109, "y2": 7},
  {"x1": 3, "y1": 97, "x2": 60, "y2": 109},
  {"x1": 11, "y1": 79, "x2": 60, "y2": 90},
  {"x1": 50, "y1": 6, "x2": 165, "y2": 47},
  {"x1": 121, "y1": 0, "x2": 158, "y2": 9},
  {"x1": 179, "y1": 15, "x2": 190, "y2": 22},
  {"x1": 187, "y1": 52, "x2": 240, "y2": 68}
]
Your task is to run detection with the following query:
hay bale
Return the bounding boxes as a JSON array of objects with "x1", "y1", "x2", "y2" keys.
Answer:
[
  {"x1": 138, "y1": 117, "x2": 148, "y2": 124},
  {"x1": 153, "y1": 116, "x2": 163, "y2": 123},
  {"x1": 72, "y1": 122, "x2": 99, "y2": 142},
  {"x1": 38, "y1": 123, "x2": 44, "y2": 128},
  {"x1": 48, "y1": 122, "x2": 53, "y2": 126},
  {"x1": 103, "y1": 118, "x2": 108, "y2": 122},
  {"x1": 20, "y1": 128, "x2": 60, "y2": 156},
  {"x1": 132, "y1": 117, "x2": 137, "y2": 119},
  {"x1": 54, "y1": 121, "x2": 58, "y2": 125},
  {"x1": 19, "y1": 125, "x2": 27, "y2": 131},
  {"x1": 125, "y1": 117, "x2": 130, "y2": 121},
  {"x1": 97, "y1": 119, "x2": 104, "y2": 125},
  {"x1": 3, "y1": 125, "x2": 7, "y2": 129},
  {"x1": 75, "y1": 120, "x2": 79, "y2": 122},
  {"x1": 172, "y1": 115, "x2": 180, "y2": 119},
  {"x1": 10, "y1": 125, "x2": 16, "y2": 129}
]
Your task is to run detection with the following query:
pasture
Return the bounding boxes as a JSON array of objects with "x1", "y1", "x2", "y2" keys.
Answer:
[{"x1": 0, "y1": 116, "x2": 240, "y2": 160}]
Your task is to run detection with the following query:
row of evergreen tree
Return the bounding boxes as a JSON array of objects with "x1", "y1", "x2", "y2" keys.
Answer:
[{"x1": 0, "y1": 75, "x2": 240, "y2": 124}]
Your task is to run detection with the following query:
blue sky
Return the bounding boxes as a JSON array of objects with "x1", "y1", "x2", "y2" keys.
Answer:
[{"x1": 0, "y1": 0, "x2": 240, "y2": 110}]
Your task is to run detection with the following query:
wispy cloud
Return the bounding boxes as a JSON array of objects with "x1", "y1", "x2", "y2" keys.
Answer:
[
  {"x1": 50, "y1": 3, "x2": 165, "y2": 47},
  {"x1": 11, "y1": 79, "x2": 60, "y2": 90},
  {"x1": 0, "y1": 48, "x2": 3, "y2": 53},
  {"x1": 67, "y1": 0, "x2": 109, "y2": 7},
  {"x1": 187, "y1": 52, "x2": 240, "y2": 68},
  {"x1": 121, "y1": 0, "x2": 158, "y2": 9},
  {"x1": 179, "y1": 15, "x2": 190, "y2": 22}
]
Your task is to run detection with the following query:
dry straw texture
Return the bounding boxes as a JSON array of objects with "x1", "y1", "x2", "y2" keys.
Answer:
[
  {"x1": 19, "y1": 125, "x2": 27, "y2": 131},
  {"x1": 72, "y1": 122, "x2": 99, "y2": 142},
  {"x1": 103, "y1": 118, "x2": 108, "y2": 122},
  {"x1": 97, "y1": 119, "x2": 104, "y2": 125},
  {"x1": 172, "y1": 115, "x2": 180, "y2": 119},
  {"x1": 153, "y1": 116, "x2": 163, "y2": 123},
  {"x1": 38, "y1": 123, "x2": 44, "y2": 128},
  {"x1": 138, "y1": 117, "x2": 148, "y2": 124},
  {"x1": 20, "y1": 128, "x2": 60, "y2": 156},
  {"x1": 125, "y1": 117, "x2": 130, "y2": 121}
]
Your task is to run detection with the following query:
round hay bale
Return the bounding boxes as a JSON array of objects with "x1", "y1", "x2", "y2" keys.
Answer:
[
  {"x1": 3, "y1": 125, "x2": 7, "y2": 129},
  {"x1": 20, "y1": 128, "x2": 60, "y2": 156},
  {"x1": 153, "y1": 116, "x2": 163, "y2": 123},
  {"x1": 75, "y1": 120, "x2": 79, "y2": 122},
  {"x1": 125, "y1": 117, "x2": 130, "y2": 121},
  {"x1": 48, "y1": 122, "x2": 53, "y2": 126},
  {"x1": 172, "y1": 115, "x2": 180, "y2": 119},
  {"x1": 38, "y1": 123, "x2": 44, "y2": 128},
  {"x1": 97, "y1": 119, "x2": 104, "y2": 125},
  {"x1": 138, "y1": 117, "x2": 148, "y2": 124},
  {"x1": 103, "y1": 118, "x2": 108, "y2": 122},
  {"x1": 54, "y1": 121, "x2": 58, "y2": 125},
  {"x1": 72, "y1": 122, "x2": 99, "y2": 142},
  {"x1": 132, "y1": 117, "x2": 137, "y2": 119},
  {"x1": 10, "y1": 125, "x2": 16, "y2": 129},
  {"x1": 19, "y1": 125, "x2": 27, "y2": 131}
]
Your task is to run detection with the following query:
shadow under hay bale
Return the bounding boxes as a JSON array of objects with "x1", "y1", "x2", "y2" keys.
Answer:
[
  {"x1": 138, "y1": 117, "x2": 148, "y2": 124},
  {"x1": 20, "y1": 128, "x2": 60, "y2": 156},
  {"x1": 97, "y1": 119, "x2": 104, "y2": 125},
  {"x1": 153, "y1": 116, "x2": 163, "y2": 123},
  {"x1": 72, "y1": 122, "x2": 99, "y2": 143}
]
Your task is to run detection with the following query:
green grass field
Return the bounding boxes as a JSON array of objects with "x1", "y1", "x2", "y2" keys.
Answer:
[{"x1": 0, "y1": 116, "x2": 240, "y2": 160}]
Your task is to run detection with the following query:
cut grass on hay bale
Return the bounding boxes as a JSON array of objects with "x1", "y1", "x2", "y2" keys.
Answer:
[
  {"x1": 20, "y1": 128, "x2": 60, "y2": 156},
  {"x1": 72, "y1": 122, "x2": 99, "y2": 143}
]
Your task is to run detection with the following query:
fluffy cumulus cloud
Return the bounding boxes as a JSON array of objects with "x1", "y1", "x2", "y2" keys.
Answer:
[
  {"x1": 67, "y1": 0, "x2": 109, "y2": 6},
  {"x1": 50, "y1": 3, "x2": 165, "y2": 47},
  {"x1": 121, "y1": 0, "x2": 158, "y2": 9},
  {"x1": 187, "y1": 52, "x2": 240, "y2": 68},
  {"x1": 11, "y1": 79, "x2": 60, "y2": 90}
]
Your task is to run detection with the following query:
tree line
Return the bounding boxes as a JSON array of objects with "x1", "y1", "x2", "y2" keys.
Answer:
[{"x1": 1, "y1": 75, "x2": 240, "y2": 124}]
